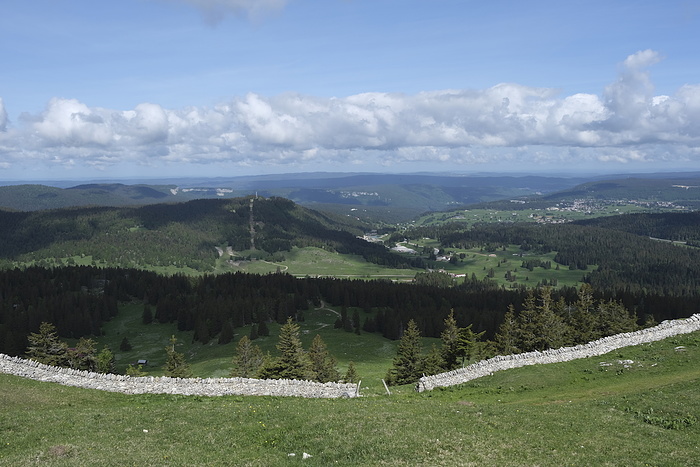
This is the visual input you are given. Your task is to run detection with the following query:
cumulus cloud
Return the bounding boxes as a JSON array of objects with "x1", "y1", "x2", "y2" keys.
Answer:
[
  {"x1": 1, "y1": 50, "x2": 699, "y2": 173},
  {"x1": 163, "y1": 0, "x2": 289, "y2": 24}
]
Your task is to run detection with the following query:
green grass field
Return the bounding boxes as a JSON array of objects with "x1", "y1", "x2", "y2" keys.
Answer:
[
  {"x1": 399, "y1": 240, "x2": 590, "y2": 289},
  {"x1": 97, "y1": 301, "x2": 415, "y2": 395},
  {"x1": 3, "y1": 330, "x2": 699, "y2": 466},
  {"x1": 214, "y1": 246, "x2": 418, "y2": 281}
]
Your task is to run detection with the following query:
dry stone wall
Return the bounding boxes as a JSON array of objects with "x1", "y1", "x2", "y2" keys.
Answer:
[
  {"x1": 0, "y1": 355, "x2": 359, "y2": 398},
  {"x1": 418, "y1": 314, "x2": 700, "y2": 392}
]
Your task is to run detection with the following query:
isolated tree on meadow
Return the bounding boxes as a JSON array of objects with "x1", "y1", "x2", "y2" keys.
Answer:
[
  {"x1": 164, "y1": 335, "x2": 192, "y2": 378},
  {"x1": 119, "y1": 336, "x2": 132, "y2": 352},
  {"x1": 344, "y1": 361, "x2": 359, "y2": 383},
  {"x1": 26, "y1": 322, "x2": 68, "y2": 366}
]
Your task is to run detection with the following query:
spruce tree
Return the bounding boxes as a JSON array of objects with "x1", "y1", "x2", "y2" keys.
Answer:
[
  {"x1": 230, "y1": 335, "x2": 264, "y2": 378},
  {"x1": 119, "y1": 336, "x2": 132, "y2": 351},
  {"x1": 495, "y1": 305, "x2": 520, "y2": 355},
  {"x1": 440, "y1": 309, "x2": 461, "y2": 370},
  {"x1": 67, "y1": 337, "x2": 98, "y2": 371},
  {"x1": 164, "y1": 335, "x2": 192, "y2": 378},
  {"x1": 258, "y1": 318, "x2": 312, "y2": 380},
  {"x1": 571, "y1": 283, "x2": 598, "y2": 343},
  {"x1": 26, "y1": 322, "x2": 68, "y2": 366},
  {"x1": 218, "y1": 320, "x2": 234, "y2": 345},
  {"x1": 421, "y1": 344, "x2": 445, "y2": 376},
  {"x1": 344, "y1": 361, "x2": 359, "y2": 383},
  {"x1": 95, "y1": 346, "x2": 116, "y2": 374},
  {"x1": 142, "y1": 305, "x2": 153, "y2": 325},
  {"x1": 308, "y1": 334, "x2": 340, "y2": 383},
  {"x1": 456, "y1": 324, "x2": 485, "y2": 364},
  {"x1": 257, "y1": 320, "x2": 270, "y2": 337},
  {"x1": 386, "y1": 319, "x2": 423, "y2": 386},
  {"x1": 249, "y1": 323, "x2": 259, "y2": 340}
]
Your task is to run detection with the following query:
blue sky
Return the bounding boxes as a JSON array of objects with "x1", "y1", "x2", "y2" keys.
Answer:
[{"x1": 1, "y1": 0, "x2": 699, "y2": 180}]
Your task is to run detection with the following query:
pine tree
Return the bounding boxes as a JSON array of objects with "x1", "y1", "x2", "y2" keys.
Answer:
[
  {"x1": 257, "y1": 320, "x2": 270, "y2": 337},
  {"x1": 597, "y1": 299, "x2": 638, "y2": 335},
  {"x1": 218, "y1": 320, "x2": 234, "y2": 345},
  {"x1": 258, "y1": 318, "x2": 312, "y2": 380},
  {"x1": 119, "y1": 336, "x2": 132, "y2": 351},
  {"x1": 532, "y1": 287, "x2": 570, "y2": 350},
  {"x1": 142, "y1": 305, "x2": 153, "y2": 325},
  {"x1": 344, "y1": 361, "x2": 359, "y2": 383},
  {"x1": 352, "y1": 309, "x2": 361, "y2": 335},
  {"x1": 67, "y1": 337, "x2": 98, "y2": 371},
  {"x1": 571, "y1": 283, "x2": 597, "y2": 340},
  {"x1": 26, "y1": 322, "x2": 68, "y2": 366},
  {"x1": 495, "y1": 305, "x2": 520, "y2": 355},
  {"x1": 308, "y1": 334, "x2": 340, "y2": 383},
  {"x1": 126, "y1": 364, "x2": 147, "y2": 376},
  {"x1": 440, "y1": 309, "x2": 461, "y2": 370},
  {"x1": 230, "y1": 335, "x2": 264, "y2": 378},
  {"x1": 386, "y1": 319, "x2": 423, "y2": 386},
  {"x1": 456, "y1": 324, "x2": 485, "y2": 364},
  {"x1": 421, "y1": 344, "x2": 445, "y2": 376},
  {"x1": 95, "y1": 346, "x2": 116, "y2": 374},
  {"x1": 164, "y1": 335, "x2": 192, "y2": 378}
]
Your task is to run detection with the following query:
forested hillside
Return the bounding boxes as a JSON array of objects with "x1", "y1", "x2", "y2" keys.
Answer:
[
  {"x1": 575, "y1": 211, "x2": 700, "y2": 244},
  {"x1": 0, "y1": 197, "x2": 414, "y2": 271},
  {"x1": 4, "y1": 265, "x2": 692, "y2": 359}
]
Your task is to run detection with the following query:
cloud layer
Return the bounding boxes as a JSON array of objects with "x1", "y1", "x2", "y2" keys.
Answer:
[{"x1": 1, "y1": 50, "x2": 699, "y2": 174}]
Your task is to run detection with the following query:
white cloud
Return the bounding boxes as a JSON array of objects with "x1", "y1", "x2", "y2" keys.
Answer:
[{"x1": 1, "y1": 50, "x2": 699, "y2": 174}]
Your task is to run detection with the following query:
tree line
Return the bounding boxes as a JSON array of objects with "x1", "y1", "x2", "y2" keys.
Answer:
[{"x1": 3, "y1": 265, "x2": 698, "y2": 358}]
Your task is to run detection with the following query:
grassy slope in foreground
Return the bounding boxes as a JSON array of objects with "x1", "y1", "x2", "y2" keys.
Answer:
[{"x1": 2, "y1": 331, "x2": 699, "y2": 466}]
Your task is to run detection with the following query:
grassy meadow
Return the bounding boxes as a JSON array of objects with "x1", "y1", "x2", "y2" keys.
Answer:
[
  {"x1": 97, "y1": 301, "x2": 415, "y2": 395},
  {"x1": 2, "y1": 330, "x2": 699, "y2": 466}
]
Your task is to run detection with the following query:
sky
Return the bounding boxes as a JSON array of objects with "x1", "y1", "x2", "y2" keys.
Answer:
[{"x1": 1, "y1": 0, "x2": 699, "y2": 181}]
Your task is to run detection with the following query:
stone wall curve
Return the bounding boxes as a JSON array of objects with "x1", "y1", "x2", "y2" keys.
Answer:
[
  {"x1": 0, "y1": 354, "x2": 360, "y2": 398},
  {"x1": 417, "y1": 314, "x2": 700, "y2": 392}
]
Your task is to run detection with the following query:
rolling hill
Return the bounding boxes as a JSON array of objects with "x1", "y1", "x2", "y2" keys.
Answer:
[{"x1": 0, "y1": 196, "x2": 414, "y2": 271}]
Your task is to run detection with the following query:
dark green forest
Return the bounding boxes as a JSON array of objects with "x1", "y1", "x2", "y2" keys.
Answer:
[{"x1": 2, "y1": 263, "x2": 698, "y2": 360}]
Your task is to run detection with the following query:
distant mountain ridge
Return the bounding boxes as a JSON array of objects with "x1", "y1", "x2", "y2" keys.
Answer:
[
  {"x1": 0, "y1": 196, "x2": 415, "y2": 271},
  {"x1": 0, "y1": 173, "x2": 593, "y2": 216},
  {"x1": 2, "y1": 172, "x2": 699, "y2": 221}
]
